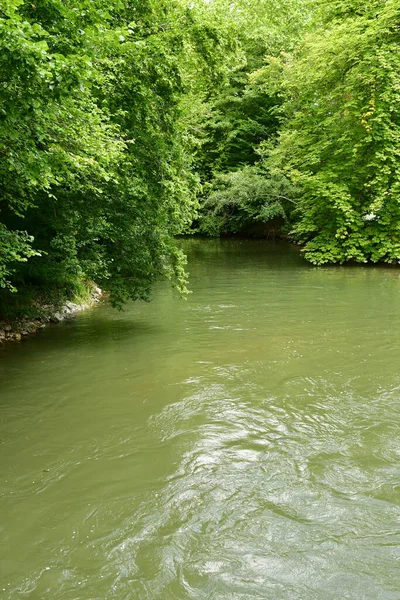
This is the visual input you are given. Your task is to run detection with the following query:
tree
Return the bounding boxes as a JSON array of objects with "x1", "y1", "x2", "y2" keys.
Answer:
[
  {"x1": 0, "y1": 0, "x2": 235, "y2": 315},
  {"x1": 192, "y1": 0, "x2": 309, "y2": 234},
  {"x1": 269, "y1": 0, "x2": 400, "y2": 264}
]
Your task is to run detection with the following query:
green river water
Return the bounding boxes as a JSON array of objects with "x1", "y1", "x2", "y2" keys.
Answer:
[{"x1": 1, "y1": 239, "x2": 400, "y2": 599}]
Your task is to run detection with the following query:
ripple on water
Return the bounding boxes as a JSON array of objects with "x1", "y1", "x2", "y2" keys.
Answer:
[{"x1": 98, "y1": 375, "x2": 400, "y2": 599}]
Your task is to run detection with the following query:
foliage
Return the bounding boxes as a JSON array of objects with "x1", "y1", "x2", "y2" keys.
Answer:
[
  {"x1": 0, "y1": 0, "x2": 234, "y2": 315},
  {"x1": 268, "y1": 0, "x2": 400, "y2": 264},
  {"x1": 198, "y1": 164, "x2": 295, "y2": 235},
  {"x1": 0, "y1": 225, "x2": 40, "y2": 292},
  {"x1": 192, "y1": 0, "x2": 309, "y2": 234},
  {"x1": 196, "y1": 0, "x2": 400, "y2": 266}
]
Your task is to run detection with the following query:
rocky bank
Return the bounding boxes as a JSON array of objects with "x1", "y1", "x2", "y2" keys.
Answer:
[{"x1": 0, "y1": 287, "x2": 102, "y2": 344}]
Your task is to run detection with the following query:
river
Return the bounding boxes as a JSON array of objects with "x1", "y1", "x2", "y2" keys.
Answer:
[{"x1": 1, "y1": 239, "x2": 399, "y2": 599}]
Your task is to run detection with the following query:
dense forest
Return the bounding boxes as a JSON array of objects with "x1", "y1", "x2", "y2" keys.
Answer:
[{"x1": 1, "y1": 0, "x2": 400, "y2": 318}]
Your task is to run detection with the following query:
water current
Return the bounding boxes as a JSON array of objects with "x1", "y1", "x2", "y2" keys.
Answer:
[{"x1": 0, "y1": 239, "x2": 399, "y2": 599}]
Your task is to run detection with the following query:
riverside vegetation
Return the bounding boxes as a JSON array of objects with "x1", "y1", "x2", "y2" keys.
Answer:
[{"x1": 1, "y1": 0, "x2": 400, "y2": 323}]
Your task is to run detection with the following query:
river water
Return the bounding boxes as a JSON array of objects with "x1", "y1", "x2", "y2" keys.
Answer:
[{"x1": 1, "y1": 239, "x2": 399, "y2": 599}]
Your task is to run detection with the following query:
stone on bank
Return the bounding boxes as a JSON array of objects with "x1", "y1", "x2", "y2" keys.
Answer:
[{"x1": 0, "y1": 287, "x2": 102, "y2": 344}]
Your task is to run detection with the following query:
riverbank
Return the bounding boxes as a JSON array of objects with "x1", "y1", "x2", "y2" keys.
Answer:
[{"x1": 0, "y1": 286, "x2": 102, "y2": 344}]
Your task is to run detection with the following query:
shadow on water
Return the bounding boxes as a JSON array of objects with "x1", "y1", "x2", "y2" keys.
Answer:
[
  {"x1": 0, "y1": 315, "x2": 157, "y2": 348},
  {"x1": 0, "y1": 310, "x2": 164, "y2": 391}
]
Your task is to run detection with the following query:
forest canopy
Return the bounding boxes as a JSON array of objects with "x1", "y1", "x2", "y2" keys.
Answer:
[{"x1": 1, "y1": 0, "x2": 400, "y2": 317}]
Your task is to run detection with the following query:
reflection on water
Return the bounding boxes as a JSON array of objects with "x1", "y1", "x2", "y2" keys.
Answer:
[{"x1": 0, "y1": 240, "x2": 400, "y2": 599}]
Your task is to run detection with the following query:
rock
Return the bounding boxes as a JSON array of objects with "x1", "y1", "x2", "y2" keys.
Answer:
[
  {"x1": 1, "y1": 285, "x2": 102, "y2": 344},
  {"x1": 51, "y1": 312, "x2": 64, "y2": 323},
  {"x1": 68, "y1": 303, "x2": 80, "y2": 314}
]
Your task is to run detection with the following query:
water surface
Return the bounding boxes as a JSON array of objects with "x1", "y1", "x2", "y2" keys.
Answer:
[{"x1": 1, "y1": 240, "x2": 400, "y2": 599}]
